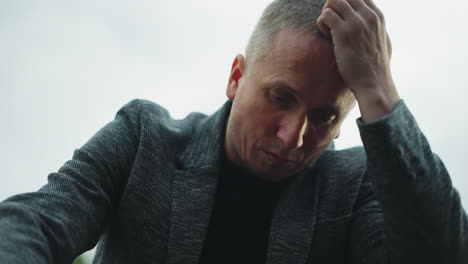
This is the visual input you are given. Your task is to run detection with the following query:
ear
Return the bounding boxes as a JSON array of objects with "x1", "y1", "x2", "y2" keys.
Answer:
[{"x1": 226, "y1": 54, "x2": 245, "y2": 100}]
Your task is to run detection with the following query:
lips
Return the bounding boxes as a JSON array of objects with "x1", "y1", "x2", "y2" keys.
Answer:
[{"x1": 263, "y1": 150, "x2": 296, "y2": 165}]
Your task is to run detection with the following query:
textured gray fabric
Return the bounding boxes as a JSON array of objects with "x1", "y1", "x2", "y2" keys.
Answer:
[{"x1": 0, "y1": 99, "x2": 466, "y2": 264}]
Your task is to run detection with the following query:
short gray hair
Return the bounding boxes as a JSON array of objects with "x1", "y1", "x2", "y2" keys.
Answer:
[{"x1": 245, "y1": 0, "x2": 326, "y2": 73}]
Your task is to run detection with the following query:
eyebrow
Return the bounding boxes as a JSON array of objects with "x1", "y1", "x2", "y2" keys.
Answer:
[
  {"x1": 263, "y1": 80, "x2": 299, "y2": 96},
  {"x1": 263, "y1": 80, "x2": 340, "y2": 114}
]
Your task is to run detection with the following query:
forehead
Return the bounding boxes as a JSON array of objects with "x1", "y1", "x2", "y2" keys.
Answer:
[
  {"x1": 269, "y1": 30, "x2": 336, "y2": 71},
  {"x1": 257, "y1": 29, "x2": 346, "y2": 108}
]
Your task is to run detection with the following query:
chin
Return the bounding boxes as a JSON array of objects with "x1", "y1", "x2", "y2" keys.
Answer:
[
  {"x1": 249, "y1": 164, "x2": 302, "y2": 182},
  {"x1": 255, "y1": 173, "x2": 294, "y2": 182}
]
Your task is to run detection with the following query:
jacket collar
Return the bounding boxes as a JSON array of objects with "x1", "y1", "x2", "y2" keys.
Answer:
[{"x1": 176, "y1": 100, "x2": 232, "y2": 170}]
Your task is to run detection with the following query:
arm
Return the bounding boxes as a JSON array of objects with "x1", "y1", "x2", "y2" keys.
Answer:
[
  {"x1": 349, "y1": 101, "x2": 468, "y2": 263},
  {"x1": 317, "y1": 0, "x2": 467, "y2": 262},
  {"x1": 0, "y1": 99, "x2": 142, "y2": 263}
]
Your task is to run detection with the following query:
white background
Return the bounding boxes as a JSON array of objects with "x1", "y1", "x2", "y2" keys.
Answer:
[{"x1": 1, "y1": 0, "x2": 467, "y2": 236}]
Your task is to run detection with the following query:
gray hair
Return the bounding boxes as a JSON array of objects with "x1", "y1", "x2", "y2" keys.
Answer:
[{"x1": 245, "y1": 0, "x2": 326, "y2": 73}]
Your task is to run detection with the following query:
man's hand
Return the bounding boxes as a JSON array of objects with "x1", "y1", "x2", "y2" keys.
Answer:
[{"x1": 317, "y1": 0, "x2": 400, "y2": 122}]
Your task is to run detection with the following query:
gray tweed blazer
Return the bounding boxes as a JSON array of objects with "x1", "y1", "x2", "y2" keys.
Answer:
[{"x1": 0, "y1": 99, "x2": 466, "y2": 264}]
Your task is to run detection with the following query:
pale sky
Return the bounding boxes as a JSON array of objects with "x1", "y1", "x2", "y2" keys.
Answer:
[{"x1": 1, "y1": 0, "x2": 467, "y2": 211}]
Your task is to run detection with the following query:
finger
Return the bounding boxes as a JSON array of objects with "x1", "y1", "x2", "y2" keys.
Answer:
[
  {"x1": 386, "y1": 32, "x2": 392, "y2": 58},
  {"x1": 317, "y1": 8, "x2": 344, "y2": 39},
  {"x1": 323, "y1": 0, "x2": 355, "y2": 21},
  {"x1": 316, "y1": 19, "x2": 331, "y2": 39},
  {"x1": 346, "y1": 0, "x2": 367, "y2": 12},
  {"x1": 362, "y1": 0, "x2": 385, "y2": 21},
  {"x1": 346, "y1": 0, "x2": 380, "y2": 28}
]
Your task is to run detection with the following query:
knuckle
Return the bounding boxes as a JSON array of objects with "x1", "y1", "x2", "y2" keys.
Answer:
[
  {"x1": 378, "y1": 11, "x2": 386, "y2": 22},
  {"x1": 323, "y1": 8, "x2": 335, "y2": 16},
  {"x1": 321, "y1": 8, "x2": 336, "y2": 21},
  {"x1": 365, "y1": 11, "x2": 379, "y2": 24},
  {"x1": 321, "y1": 8, "x2": 331, "y2": 17}
]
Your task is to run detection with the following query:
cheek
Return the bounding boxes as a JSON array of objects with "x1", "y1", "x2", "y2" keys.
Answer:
[
  {"x1": 304, "y1": 127, "x2": 338, "y2": 147},
  {"x1": 255, "y1": 111, "x2": 282, "y2": 138},
  {"x1": 234, "y1": 112, "x2": 267, "y2": 149},
  {"x1": 248, "y1": 116, "x2": 274, "y2": 142},
  {"x1": 246, "y1": 112, "x2": 281, "y2": 152}
]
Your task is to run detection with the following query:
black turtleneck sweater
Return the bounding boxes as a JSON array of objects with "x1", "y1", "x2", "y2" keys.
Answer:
[{"x1": 199, "y1": 158, "x2": 289, "y2": 264}]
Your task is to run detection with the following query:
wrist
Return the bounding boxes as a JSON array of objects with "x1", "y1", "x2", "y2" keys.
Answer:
[{"x1": 353, "y1": 83, "x2": 400, "y2": 123}]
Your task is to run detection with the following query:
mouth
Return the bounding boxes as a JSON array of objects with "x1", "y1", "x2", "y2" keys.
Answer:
[{"x1": 263, "y1": 150, "x2": 297, "y2": 166}]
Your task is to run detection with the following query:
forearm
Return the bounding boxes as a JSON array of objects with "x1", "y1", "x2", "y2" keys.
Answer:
[
  {"x1": 0, "y1": 188, "x2": 101, "y2": 264},
  {"x1": 358, "y1": 100, "x2": 468, "y2": 262},
  {"x1": 0, "y1": 99, "x2": 142, "y2": 263},
  {"x1": 0, "y1": 150, "x2": 122, "y2": 263}
]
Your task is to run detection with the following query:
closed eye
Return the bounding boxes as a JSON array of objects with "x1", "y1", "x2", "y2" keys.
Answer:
[
  {"x1": 271, "y1": 94, "x2": 294, "y2": 108},
  {"x1": 267, "y1": 87, "x2": 297, "y2": 110},
  {"x1": 309, "y1": 111, "x2": 337, "y2": 126}
]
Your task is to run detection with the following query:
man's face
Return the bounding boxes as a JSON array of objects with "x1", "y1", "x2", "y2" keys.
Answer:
[{"x1": 225, "y1": 29, "x2": 352, "y2": 181}]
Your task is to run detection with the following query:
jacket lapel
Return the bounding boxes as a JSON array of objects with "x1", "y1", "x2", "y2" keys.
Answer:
[
  {"x1": 166, "y1": 101, "x2": 232, "y2": 264},
  {"x1": 166, "y1": 167, "x2": 218, "y2": 264},
  {"x1": 266, "y1": 165, "x2": 322, "y2": 264}
]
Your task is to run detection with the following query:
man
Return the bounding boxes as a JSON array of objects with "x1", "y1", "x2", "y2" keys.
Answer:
[{"x1": 0, "y1": 0, "x2": 466, "y2": 263}]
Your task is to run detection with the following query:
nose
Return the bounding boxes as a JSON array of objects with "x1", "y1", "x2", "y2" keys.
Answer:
[{"x1": 276, "y1": 114, "x2": 308, "y2": 150}]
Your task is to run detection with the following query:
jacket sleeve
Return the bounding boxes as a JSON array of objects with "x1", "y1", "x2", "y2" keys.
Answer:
[
  {"x1": 0, "y1": 99, "x2": 142, "y2": 263},
  {"x1": 349, "y1": 100, "x2": 468, "y2": 263}
]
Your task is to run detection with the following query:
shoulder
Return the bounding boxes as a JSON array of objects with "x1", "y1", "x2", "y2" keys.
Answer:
[
  {"x1": 315, "y1": 146, "x2": 368, "y2": 198},
  {"x1": 116, "y1": 99, "x2": 210, "y2": 156},
  {"x1": 117, "y1": 99, "x2": 175, "y2": 121},
  {"x1": 318, "y1": 146, "x2": 367, "y2": 175},
  {"x1": 118, "y1": 99, "x2": 208, "y2": 132}
]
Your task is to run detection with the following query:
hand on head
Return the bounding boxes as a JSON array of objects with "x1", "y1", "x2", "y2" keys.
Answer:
[{"x1": 317, "y1": 0, "x2": 400, "y2": 122}]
